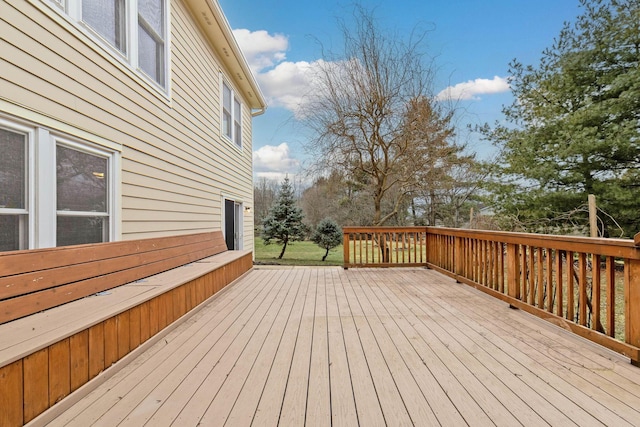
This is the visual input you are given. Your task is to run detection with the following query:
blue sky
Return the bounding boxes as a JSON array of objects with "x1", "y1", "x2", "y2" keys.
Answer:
[{"x1": 218, "y1": 0, "x2": 584, "y2": 181}]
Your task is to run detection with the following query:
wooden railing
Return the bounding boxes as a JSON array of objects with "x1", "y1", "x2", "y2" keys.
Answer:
[
  {"x1": 343, "y1": 226, "x2": 640, "y2": 365},
  {"x1": 343, "y1": 227, "x2": 429, "y2": 268}
]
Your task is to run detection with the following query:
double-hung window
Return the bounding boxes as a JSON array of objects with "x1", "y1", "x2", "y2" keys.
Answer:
[
  {"x1": 0, "y1": 124, "x2": 30, "y2": 251},
  {"x1": 81, "y1": 0, "x2": 126, "y2": 53},
  {"x1": 55, "y1": 0, "x2": 168, "y2": 89},
  {"x1": 222, "y1": 81, "x2": 242, "y2": 149},
  {"x1": 137, "y1": 0, "x2": 166, "y2": 86},
  {"x1": 0, "y1": 115, "x2": 118, "y2": 252},
  {"x1": 56, "y1": 142, "x2": 111, "y2": 247}
]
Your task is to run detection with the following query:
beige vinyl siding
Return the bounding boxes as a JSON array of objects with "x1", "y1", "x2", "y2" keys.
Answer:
[{"x1": 1, "y1": 0, "x2": 255, "y2": 249}]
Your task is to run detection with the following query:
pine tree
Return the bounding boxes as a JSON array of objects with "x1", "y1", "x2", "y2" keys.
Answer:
[
  {"x1": 482, "y1": 0, "x2": 640, "y2": 236},
  {"x1": 310, "y1": 218, "x2": 343, "y2": 261},
  {"x1": 262, "y1": 177, "x2": 308, "y2": 259}
]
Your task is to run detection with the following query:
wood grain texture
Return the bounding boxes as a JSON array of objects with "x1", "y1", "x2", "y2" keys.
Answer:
[{"x1": 45, "y1": 268, "x2": 640, "y2": 427}]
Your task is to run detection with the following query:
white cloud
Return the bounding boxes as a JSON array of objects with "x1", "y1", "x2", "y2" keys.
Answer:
[
  {"x1": 233, "y1": 29, "x2": 288, "y2": 72},
  {"x1": 256, "y1": 60, "x2": 320, "y2": 114},
  {"x1": 436, "y1": 76, "x2": 510, "y2": 101},
  {"x1": 253, "y1": 143, "x2": 301, "y2": 174}
]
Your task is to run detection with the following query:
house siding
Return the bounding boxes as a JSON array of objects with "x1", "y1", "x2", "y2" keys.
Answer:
[{"x1": 0, "y1": 0, "x2": 256, "y2": 249}]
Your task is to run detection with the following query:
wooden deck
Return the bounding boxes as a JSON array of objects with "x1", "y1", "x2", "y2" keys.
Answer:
[{"x1": 41, "y1": 267, "x2": 640, "y2": 426}]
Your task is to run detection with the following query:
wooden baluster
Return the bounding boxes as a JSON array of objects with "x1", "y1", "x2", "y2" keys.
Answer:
[
  {"x1": 556, "y1": 250, "x2": 564, "y2": 318},
  {"x1": 567, "y1": 251, "x2": 575, "y2": 322},
  {"x1": 507, "y1": 243, "x2": 521, "y2": 303},
  {"x1": 546, "y1": 249, "x2": 554, "y2": 313},
  {"x1": 592, "y1": 254, "x2": 601, "y2": 332},
  {"x1": 578, "y1": 253, "x2": 588, "y2": 326},
  {"x1": 606, "y1": 256, "x2": 615, "y2": 337},
  {"x1": 537, "y1": 248, "x2": 544, "y2": 309}
]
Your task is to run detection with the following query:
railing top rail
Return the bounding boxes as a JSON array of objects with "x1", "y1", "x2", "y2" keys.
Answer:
[
  {"x1": 425, "y1": 226, "x2": 640, "y2": 259},
  {"x1": 343, "y1": 226, "x2": 640, "y2": 259},
  {"x1": 343, "y1": 226, "x2": 429, "y2": 233}
]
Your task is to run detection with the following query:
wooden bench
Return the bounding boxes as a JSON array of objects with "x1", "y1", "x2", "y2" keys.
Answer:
[{"x1": 0, "y1": 231, "x2": 253, "y2": 426}]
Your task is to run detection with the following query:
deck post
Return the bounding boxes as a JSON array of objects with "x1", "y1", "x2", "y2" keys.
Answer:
[
  {"x1": 634, "y1": 232, "x2": 640, "y2": 247},
  {"x1": 625, "y1": 258, "x2": 640, "y2": 364},
  {"x1": 343, "y1": 232, "x2": 350, "y2": 269},
  {"x1": 506, "y1": 243, "x2": 520, "y2": 308}
]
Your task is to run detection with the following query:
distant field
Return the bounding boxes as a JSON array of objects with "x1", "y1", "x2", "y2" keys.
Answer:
[{"x1": 254, "y1": 238, "x2": 343, "y2": 266}]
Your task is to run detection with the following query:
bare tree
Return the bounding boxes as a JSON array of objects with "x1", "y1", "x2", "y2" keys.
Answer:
[
  {"x1": 253, "y1": 177, "x2": 279, "y2": 228},
  {"x1": 302, "y1": 5, "x2": 454, "y2": 226}
]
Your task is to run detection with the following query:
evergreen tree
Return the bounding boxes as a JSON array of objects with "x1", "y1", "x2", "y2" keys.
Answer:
[
  {"x1": 262, "y1": 177, "x2": 308, "y2": 259},
  {"x1": 310, "y1": 218, "x2": 343, "y2": 261},
  {"x1": 482, "y1": 0, "x2": 640, "y2": 236}
]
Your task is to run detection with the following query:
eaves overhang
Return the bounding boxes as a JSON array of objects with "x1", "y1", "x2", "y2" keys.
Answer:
[{"x1": 183, "y1": 0, "x2": 268, "y2": 115}]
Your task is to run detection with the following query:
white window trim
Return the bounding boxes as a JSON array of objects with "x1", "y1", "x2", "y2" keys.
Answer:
[
  {"x1": 44, "y1": 0, "x2": 171, "y2": 96},
  {"x1": 221, "y1": 78, "x2": 243, "y2": 150},
  {"x1": 52, "y1": 135, "x2": 119, "y2": 245},
  {"x1": 0, "y1": 118, "x2": 36, "y2": 250},
  {"x1": 0, "y1": 112, "x2": 121, "y2": 250}
]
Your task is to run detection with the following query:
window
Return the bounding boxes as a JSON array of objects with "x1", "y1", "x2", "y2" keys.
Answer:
[
  {"x1": 0, "y1": 115, "x2": 118, "y2": 252},
  {"x1": 138, "y1": 0, "x2": 166, "y2": 86},
  {"x1": 0, "y1": 126, "x2": 29, "y2": 251},
  {"x1": 54, "y1": 0, "x2": 169, "y2": 89},
  {"x1": 222, "y1": 81, "x2": 242, "y2": 148},
  {"x1": 56, "y1": 144, "x2": 110, "y2": 246},
  {"x1": 82, "y1": 0, "x2": 126, "y2": 53}
]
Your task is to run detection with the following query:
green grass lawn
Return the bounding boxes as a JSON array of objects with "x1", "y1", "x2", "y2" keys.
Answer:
[{"x1": 254, "y1": 237, "x2": 343, "y2": 266}]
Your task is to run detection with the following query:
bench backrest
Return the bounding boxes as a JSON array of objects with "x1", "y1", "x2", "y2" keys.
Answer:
[{"x1": 0, "y1": 231, "x2": 228, "y2": 324}]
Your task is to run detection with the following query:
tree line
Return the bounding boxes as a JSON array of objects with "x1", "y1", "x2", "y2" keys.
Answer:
[{"x1": 256, "y1": 0, "x2": 639, "y2": 243}]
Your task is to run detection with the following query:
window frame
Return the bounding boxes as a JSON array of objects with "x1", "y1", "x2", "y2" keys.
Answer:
[
  {"x1": 0, "y1": 119, "x2": 35, "y2": 251},
  {"x1": 221, "y1": 79, "x2": 243, "y2": 150},
  {"x1": 51, "y1": 0, "x2": 170, "y2": 92},
  {"x1": 53, "y1": 135, "x2": 117, "y2": 247}
]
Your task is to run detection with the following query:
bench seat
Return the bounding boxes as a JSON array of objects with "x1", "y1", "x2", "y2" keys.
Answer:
[
  {"x1": 0, "y1": 250, "x2": 250, "y2": 367},
  {"x1": 0, "y1": 232, "x2": 253, "y2": 427}
]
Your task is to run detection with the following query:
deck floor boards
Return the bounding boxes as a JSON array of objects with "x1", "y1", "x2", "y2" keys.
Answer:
[{"x1": 44, "y1": 267, "x2": 640, "y2": 426}]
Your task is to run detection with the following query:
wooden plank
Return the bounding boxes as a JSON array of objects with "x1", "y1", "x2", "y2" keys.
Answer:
[
  {"x1": 104, "y1": 317, "x2": 118, "y2": 367},
  {"x1": 324, "y1": 269, "x2": 359, "y2": 427},
  {"x1": 556, "y1": 250, "x2": 564, "y2": 317},
  {"x1": 117, "y1": 311, "x2": 131, "y2": 360},
  {"x1": 88, "y1": 323, "x2": 105, "y2": 380},
  {"x1": 126, "y1": 269, "x2": 284, "y2": 425},
  {"x1": 443, "y1": 273, "x2": 640, "y2": 425},
  {"x1": 340, "y1": 271, "x2": 413, "y2": 425},
  {"x1": 49, "y1": 339, "x2": 70, "y2": 406},
  {"x1": 304, "y1": 269, "x2": 331, "y2": 426},
  {"x1": 605, "y1": 256, "x2": 615, "y2": 337},
  {"x1": 625, "y1": 259, "x2": 640, "y2": 348},
  {"x1": 69, "y1": 331, "x2": 89, "y2": 393},
  {"x1": 129, "y1": 305, "x2": 142, "y2": 351},
  {"x1": 44, "y1": 265, "x2": 265, "y2": 426},
  {"x1": 329, "y1": 268, "x2": 387, "y2": 425},
  {"x1": 198, "y1": 269, "x2": 301, "y2": 425},
  {"x1": 0, "y1": 246, "x2": 218, "y2": 324},
  {"x1": 139, "y1": 302, "x2": 151, "y2": 345},
  {"x1": 422, "y1": 278, "x2": 634, "y2": 425},
  {"x1": 0, "y1": 360, "x2": 23, "y2": 427},
  {"x1": 275, "y1": 268, "x2": 317, "y2": 426},
  {"x1": 353, "y1": 270, "x2": 442, "y2": 425},
  {"x1": 0, "y1": 231, "x2": 222, "y2": 278},
  {"x1": 250, "y1": 269, "x2": 312, "y2": 425},
  {"x1": 0, "y1": 237, "x2": 220, "y2": 301},
  {"x1": 222, "y1": 269, "x2": 303, "y2": 425},
  {"x1": 23, "y1": 348, "x2": 48, "y2": 424}
]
